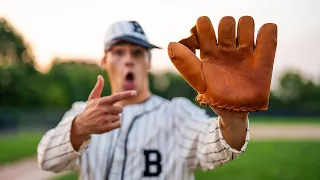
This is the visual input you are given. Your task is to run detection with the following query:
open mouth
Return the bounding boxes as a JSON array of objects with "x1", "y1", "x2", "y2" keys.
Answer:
[
  {"x1": 123, "y1": 72, "x2": 136, "y2": 90},
  {"x1": 126, "y1": 72, "x2": 135, "y2": 82}
]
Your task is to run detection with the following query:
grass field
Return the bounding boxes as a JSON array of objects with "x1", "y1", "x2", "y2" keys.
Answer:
[
  {"x1": 0, "y1": 117, "x2": 318, "y2": 165},
  {"x1": 52, "y1": 140, "x2": 320, "y2": 180},
  {"x1": 194, "y1": 140, "x2": 320, "y2": 180},
  {"x1": 0, "y1": 131, "x2": 43, "y2": 165},
  {"x1": 0, "y1": 117, "x2": 319, "y2": 179}
]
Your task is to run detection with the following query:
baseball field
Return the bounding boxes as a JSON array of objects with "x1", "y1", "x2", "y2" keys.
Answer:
[
  {"x1": 0, "y1": 116, "x2": 319, "y2": 180},
  {"x1": 53, "y1": 141, "x2": 320, "y2": 180}
]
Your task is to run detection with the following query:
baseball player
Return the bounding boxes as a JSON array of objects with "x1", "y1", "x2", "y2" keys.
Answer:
[{"x1": 37, "y1": 16, "x2": 277, "y2": 180}]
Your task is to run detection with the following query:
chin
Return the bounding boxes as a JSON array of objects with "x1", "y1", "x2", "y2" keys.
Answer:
[{"x1": 121, "y1": 85, "x2": 136, "y2": 92}]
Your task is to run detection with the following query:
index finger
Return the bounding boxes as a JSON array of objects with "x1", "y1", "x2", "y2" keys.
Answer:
[{"x1": 99, "y1": 90, "x2": 137, "y2": 105}]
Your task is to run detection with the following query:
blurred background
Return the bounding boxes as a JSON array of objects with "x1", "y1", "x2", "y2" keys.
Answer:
[{"x1": 0, "y1": 0, "x2": 319, "y2": 179}]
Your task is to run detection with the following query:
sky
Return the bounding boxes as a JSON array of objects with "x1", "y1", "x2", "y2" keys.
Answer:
[{"x1": 0, "y1": 0, "x2": 319, "y2": 87}]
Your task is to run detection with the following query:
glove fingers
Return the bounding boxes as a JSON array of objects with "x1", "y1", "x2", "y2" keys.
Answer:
[
  {"x1": 168, "y1": 42, "x2": 207, "y2": 93},
  {"x1": 255, "y1": 23, "x2": 278, "y2": 70},
  {"x1": 196, "y1": 16, "x2": 218, "y2": 56},
  {"x1": 237, "y1": 16, "x2": 255, "y2": 52},
  {"x1": 218, "y1": 16, "x2": 236, "y2": 48},
  {"x1": 178, "y1": 26, "x2": 199, "y2": 54}
]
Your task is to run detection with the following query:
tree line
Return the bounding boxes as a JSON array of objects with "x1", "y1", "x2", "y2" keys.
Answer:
[{"x1": 0, "y1": 17, "x2": 320, "y2": 121}]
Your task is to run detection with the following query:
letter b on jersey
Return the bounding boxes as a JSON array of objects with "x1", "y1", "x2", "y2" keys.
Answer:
[{"x1": 143, "y1": 150, "x2": 162, "y2": 177}]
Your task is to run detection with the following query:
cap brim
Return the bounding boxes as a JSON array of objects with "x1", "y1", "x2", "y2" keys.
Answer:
[{"x1": 105, "y1": 36, "x2": 161, "y2": 51}]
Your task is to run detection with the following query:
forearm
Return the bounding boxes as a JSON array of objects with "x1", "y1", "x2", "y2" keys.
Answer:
[{"x1": 37, "y1": 116, "x2": 87, "y2": 172}]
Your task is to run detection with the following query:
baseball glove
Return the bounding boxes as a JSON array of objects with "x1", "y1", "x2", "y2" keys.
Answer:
[{"x1": 168, "y1": 16, "x2": 277, "y2": 112}]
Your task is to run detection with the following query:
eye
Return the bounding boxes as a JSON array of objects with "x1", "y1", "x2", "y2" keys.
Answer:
[
  {"x1": 113, "y1": 49, "x2": 124, "y2": 56},
  {"x1": 132, "y1": 49, "x2": 144, "y2": 57}
]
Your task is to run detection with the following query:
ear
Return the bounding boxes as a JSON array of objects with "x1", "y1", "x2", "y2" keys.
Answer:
[
  {"x1": 100, "y1": 52, "x2": 107, "y2": 68},
  {"x1": 100, "y1": 56, "x2": 106, "y2": 66},
  {"x1": 147, "y1": 51, "x2": 152, "y2": 70},
  {"x1": 147, "y1": 59, "x2": 151, "y2": 70}
]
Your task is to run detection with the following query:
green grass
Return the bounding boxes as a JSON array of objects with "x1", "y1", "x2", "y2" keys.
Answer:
[
  {"x1": 195, "y1": 140, "x2": 320, "y2": 180},
  {"x1": 0, "y1": 131, "x2": 43, "y2": 165},
  {"x1": 0, "y1": 117, "x2": 319, "y2": 179},
  {"x1": 54, "y1": 172, "x2": 78, "y2": 180},
  {"x1": 54, "y1": 141, "x2": 320, "y2": 180}
]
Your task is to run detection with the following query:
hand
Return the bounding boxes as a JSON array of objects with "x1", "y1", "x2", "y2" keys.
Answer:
[
  {"x1": 71, "y1": 75, "x2": 137, "y2": 150},
  {"x1": 168, "y1": 16, "x2": 278, "y2": 112}
]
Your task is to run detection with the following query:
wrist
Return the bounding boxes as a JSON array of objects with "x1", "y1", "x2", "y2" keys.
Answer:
[
  {"x1": 220, "y1": 112, "x2": 248, "y2": 121},
  {"x1": 70, "y1": 115, "x2": 90, "y2": 151},
  {"x1": 211, "y1": 106, "x2": 248, "y2": 123},
  {"x1": 71, "y1": 115, "x2": 89, "y2": 140},
  {"x1": 219, "y1": 114, "x2": 248, "y2": 129}
]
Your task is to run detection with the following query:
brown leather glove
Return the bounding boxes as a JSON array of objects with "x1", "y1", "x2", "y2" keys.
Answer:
[{"x1": 168, "y1": 16, "x2": 278, "y2": 112}]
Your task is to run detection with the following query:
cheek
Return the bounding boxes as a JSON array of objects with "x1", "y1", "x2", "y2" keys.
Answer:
[
  {"x1": 137, "y1": 60, "x2": 148, "y2": 72},
  {"x1": 107, "y1": 60, "x2": 122, "y2": 79},
  {"x1": 136, "y1": 60, "x2": 149, "y2": 81}
]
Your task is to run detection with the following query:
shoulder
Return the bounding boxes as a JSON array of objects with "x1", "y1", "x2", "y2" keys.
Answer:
[
  {"x1": 62, "y1": 101, "x2": 87, "y2": 118},
  {"x1": 170, "y1": 97, "x2": 196, "y2": 107},
  {"x1": 166, "y1": 97, "x2": 209, "y2": 118},
  {"x1": 70, "y1": 101, "x2": 87, "y2": 110},
  {"x1": 150, "y1": 95, "x2": 198, "y2": 110},
  {"x1": 150, "y1": 94, "x2": 170, "y2": 105}
]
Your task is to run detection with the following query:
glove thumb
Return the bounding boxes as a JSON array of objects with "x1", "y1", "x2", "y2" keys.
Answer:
[{"x1": 167, "y1": 42, "x2": 206, "y2": 93}]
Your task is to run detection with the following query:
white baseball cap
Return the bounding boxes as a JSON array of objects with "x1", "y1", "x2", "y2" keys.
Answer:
[{"x1": 104, "y1": 20, "x2": 161, "y2": 51}]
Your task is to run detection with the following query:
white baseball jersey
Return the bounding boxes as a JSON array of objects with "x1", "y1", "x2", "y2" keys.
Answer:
[{"x1": 37, "y1": 95, "x2": 250, "y2": 180}]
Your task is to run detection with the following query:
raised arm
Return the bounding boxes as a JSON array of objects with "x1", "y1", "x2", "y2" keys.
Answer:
[
  {"x1": 37, "y1": 75, "x2": 137, "y2": 173},
  {"x1": 168, "y1": 15, "x2": 277, "y2": 170}
]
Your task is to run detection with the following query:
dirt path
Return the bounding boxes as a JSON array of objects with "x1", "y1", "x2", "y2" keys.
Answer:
[
  {"x1": 0, "y1": 157, "x2": 67, "y2": 180},
  {"x1": 1, "y1": 124, "x2": 320, "y2": 180},
  {"x1": 250, "y1": 124, "x2": 320, "y2": 140}
]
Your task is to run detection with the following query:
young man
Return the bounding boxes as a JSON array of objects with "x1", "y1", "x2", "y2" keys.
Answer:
[{"x1": 37, "y1": 19, "x2": 250, "y2": 180}]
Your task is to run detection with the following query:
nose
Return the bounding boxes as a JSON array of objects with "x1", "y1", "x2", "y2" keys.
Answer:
[{"x1": 124, "y1": 53, "x2": 134, "y2": 67}]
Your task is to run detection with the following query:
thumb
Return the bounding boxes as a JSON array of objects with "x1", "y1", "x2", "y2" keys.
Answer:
[
  {"x1": 167, "y1": 42, "x2": 206, "y2": 93},
  {"x1": 88, "y1": 75, "x2": 104, "y2": 100}
]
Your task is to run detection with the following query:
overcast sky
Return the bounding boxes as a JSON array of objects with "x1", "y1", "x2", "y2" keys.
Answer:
[{"x1": 0, "y1": 0, "x2": 319, "y2": 86}]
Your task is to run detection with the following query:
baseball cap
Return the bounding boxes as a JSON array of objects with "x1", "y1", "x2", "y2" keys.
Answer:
[{"x1": 104, "y1": 20, "x2": 161, "y2": 51}]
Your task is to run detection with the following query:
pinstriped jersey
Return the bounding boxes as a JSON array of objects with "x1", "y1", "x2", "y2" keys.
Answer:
[{"x1": 37, "y1": 95, "x2": 250, "y2": 180}]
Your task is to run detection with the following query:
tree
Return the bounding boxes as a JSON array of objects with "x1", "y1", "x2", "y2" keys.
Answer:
[
  {"x1": 0, "y1": 18, "x2": 35, "y2": 69},
  {"x1": 272, "y1": 69, "x2": 320, "y2": 114},
  {"x1": 45, "y1": 58, "x2": 110, "y2": 108}
]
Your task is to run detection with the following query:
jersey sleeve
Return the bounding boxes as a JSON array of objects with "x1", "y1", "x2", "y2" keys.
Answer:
[
  {"x1": 170, "y1": 97, "x2": 250, "y2": 171},
  {"x1": 37, "y1": 101, "x2": 91, "y2": 173}
]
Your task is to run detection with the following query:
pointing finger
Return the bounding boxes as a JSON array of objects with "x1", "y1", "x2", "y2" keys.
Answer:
[
  {"x1": 101, "y1": 105, "x2": 123, "y2": 115},
  {"x1": 99, "y1": 90, "x2": 137, "y2": 105}
]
